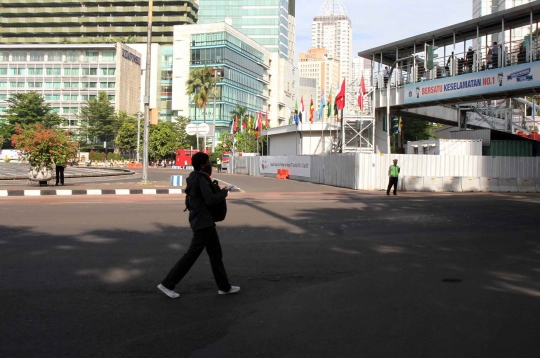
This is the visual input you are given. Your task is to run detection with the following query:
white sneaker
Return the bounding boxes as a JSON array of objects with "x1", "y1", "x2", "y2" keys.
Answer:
[
  {"x1": 218, "y1": 286, "x2": 241, "y2": 295},
  {"x1": 157, "y1": 284, "x2": 180, "y2": 298}
]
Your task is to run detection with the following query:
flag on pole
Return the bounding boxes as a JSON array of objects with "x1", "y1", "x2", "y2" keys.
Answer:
[
  {"x1": 358, "y1": 76, "x2": 367, "y2": 111},
  {"x1": 318, "y1": 90, "x2": 326, "y2": 121},
  {"x1": 335, "y1": 78, "x2": 346, "y2": 111},
  {"x1": 309, "y1": 96, "x2": 314, "y2": 123},
  {"x1": 253, "y1": 111, "x2": 259, "y2": 130},
  {"x1": 300, "y1": 95, "x2": 305, "y2": 122},
  {"x1": 233, "y1": 116, "x2": 238, "y2": 133},
  {"x1": 294, "y1": 99, "x2": 299, "y2": 125},
  {"x1": 242, "y1": 117, "x2": 247, "y2": 132},
  {"x1": 265, "y1": 110, "x2": 269, "y2": 128},
  {"x1": 258, "y1": 111, "x2": 263, "y2": 132},
  {"x1": 327, "y1": 88, "x2": 332, "y2": 118},
  {"x1": 398, "y1": 117, "x2": 402, "y2": 133},
  {"x1": 230, "y1": 118, "x2": 234, "y2": 134}
]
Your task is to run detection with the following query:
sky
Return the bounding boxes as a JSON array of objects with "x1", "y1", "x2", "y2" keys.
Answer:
[{"x1": 294, "y1": 0, "x2": 473, "y2": 60}]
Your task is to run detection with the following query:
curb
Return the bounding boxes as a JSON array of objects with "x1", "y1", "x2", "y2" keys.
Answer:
[{"x1": 0, "y1": 188, "x2": 183, "y2": 197}]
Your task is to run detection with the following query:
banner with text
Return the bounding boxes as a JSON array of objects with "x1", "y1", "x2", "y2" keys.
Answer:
[
  {"x1": 260, "y1": 156, "x2": 311, "y2": 177},
  {"x1": 404, "y1": 62, "x2": 540, "y2": 104}
]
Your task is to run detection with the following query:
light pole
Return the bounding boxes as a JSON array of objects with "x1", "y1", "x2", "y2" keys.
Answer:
[
  {"x1": 212, "y1": 67, "x2": 219, "y2": 153},
  {"x1": 142, "y1": 0, "x2": 153, "y2": 182},
  {"x1": 136, "y1": 69, "x2": 144, "y2": 163}
]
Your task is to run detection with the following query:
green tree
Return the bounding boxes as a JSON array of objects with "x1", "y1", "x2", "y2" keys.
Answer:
[
  {"x1": 185, "y1": 67, "x2": 219, "y2": 123},
  {"x1": 401, "y1": 118, "x2": 432, "y2": 142},
  {"x1": 115, "y1": 111, "x2": 141, "y2": 159},
  {"x1": 148, "y1": 121, "x2": 184, "y2": 160},
  {"x1": 77, "y1": 91, "x2": 115, "y2": 149},
  {"x1": 173, "y1": 115, "x2": 192, "y2": 148},
  {"x1": 229, "y1": 104, "x2": 248, "y2": 122},
  {"x1": 0, "y1": 92, "x2": 62, "y2": 147}
]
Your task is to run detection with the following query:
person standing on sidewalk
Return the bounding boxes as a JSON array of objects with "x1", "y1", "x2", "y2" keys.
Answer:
[
  {"x1": 55, "y1": 158, "x2": 66, "y2": 186},
  {"x1": 387, "y1": 159, "x2": 400, "y2": 195},
  {"x1": 217, "y1": 157, "x2": 222, "y2": 173},
  {"x1": 157, "y1": 152, "x2": 239, "y2": 298}
]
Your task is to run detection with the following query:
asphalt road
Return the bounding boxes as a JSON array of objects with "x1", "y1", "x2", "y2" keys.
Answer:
[{"x1": 1, "y1": 174, "x2": 540, "y2": 357}]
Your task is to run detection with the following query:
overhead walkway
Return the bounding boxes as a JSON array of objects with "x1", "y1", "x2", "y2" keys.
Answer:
[{"x1": 357, "y1": 2, "x2": 540, "y2": 152}]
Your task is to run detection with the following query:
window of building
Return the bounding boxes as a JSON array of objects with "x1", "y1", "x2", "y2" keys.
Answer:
[
  {"x1": 45, "y1": 94, "x2": 61, "y2": 101},
  {"x1": 85, "y1": 51, "x2": 99, "y2": 62},
  {"x1": 64, "y1": 68, "x2": 80, "y2": 76},
  {"x1": 10, "y1": 68, "x2": 26, "y2": 76},
  {"x1": 100, "y1": 82, "x2": 115, "y2": 88},
  {"x1": 12, "y1": 52, "x2": 27, "y2": 61},
  {"x1": 28, "y1": 68, "x2": 44, "y2": 75},
  {"x1": 48, "y1": 52, "x2": 63, "y2": 61},
  {"x1": 82, "y1": 68, "x2": 98, "y2": 75},
  {"x1": 81, "y1": 82, "x2": 97, "y2": 88},
  {"x1": 0, "y1": 68, "x2": 6, "y2": 75},
  {"x1": 102, "y1": 51, "x2": 116, "y2": 62},
  {"x1": 66, "y1": 52, "x2": 80, "y2": 62},
  {"x1": 63, "y1": 107, "x2": 78, "y2": 114},
  {"x1": 0, "y1": 82, "x2": 6, "y2": 88},
  {"x1": 51, "y1": 107, "x2": 60, "y2": 113},
  {"x1": 0, "y1": 52, "x2": 9, "y2": 61},
  {"x1": 30, "y1": 52, "x2": 45, "y2": 61},
  {"x1": 28, "y1": 82, "x2": 43, "y2": 88},
  {"x1": 10, "y1": 82, "x2": 25, "y2": 88},
  {"x1": 81, "y1": 95, "x2": 89, "y2": 101},
  {"x1": 108, "y1": 95, "x2": 115, "y2": 101},
  {"x1": 100, "y1": 68, "x2": 116, "y2": 76},
  {"x1": 0, "y1": 94, "x2": 6, "y2": 100},
  {"x1": 0, "y1": 107, "x2": 6, "y2": 113},
  {"x1": 46, "y1": 68, "x2": 61, "y2": 76}
]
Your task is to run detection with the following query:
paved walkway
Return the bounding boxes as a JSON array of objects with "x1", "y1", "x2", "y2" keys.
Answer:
[{"x1": 0, "y1": 162, "x2": 189, "y2": 196}]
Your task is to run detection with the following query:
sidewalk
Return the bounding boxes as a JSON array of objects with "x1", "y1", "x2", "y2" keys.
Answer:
[{"x1": 0, "y1": 179, "x2": 186, "y2": 197}]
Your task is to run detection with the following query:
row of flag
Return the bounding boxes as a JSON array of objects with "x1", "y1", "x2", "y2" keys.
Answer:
[
  {"x1": 229, "y1": 110, "x2": 268, "y2": 136},
  {"x1": 293, "y1": 76, "x2": 368, "y2": 125}
]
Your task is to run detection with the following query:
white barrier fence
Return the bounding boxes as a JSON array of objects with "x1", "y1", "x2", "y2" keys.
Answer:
[{"x1": 231, "y1": 154, "x2": 540, "y2": 192}]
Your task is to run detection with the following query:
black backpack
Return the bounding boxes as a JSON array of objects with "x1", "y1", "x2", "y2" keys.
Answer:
[{"x1": 184, "y1": 174, "x2": 227, "y2": 222}]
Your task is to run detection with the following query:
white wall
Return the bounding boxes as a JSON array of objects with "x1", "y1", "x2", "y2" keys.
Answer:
[{"x1": 232, "y1": 153, "x2": 540, "y2": 191}]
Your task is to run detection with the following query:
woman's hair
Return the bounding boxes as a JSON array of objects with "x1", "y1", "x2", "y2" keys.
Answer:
[{"x1": 192, "y1": 152, "x2": 209, "y2": 170}]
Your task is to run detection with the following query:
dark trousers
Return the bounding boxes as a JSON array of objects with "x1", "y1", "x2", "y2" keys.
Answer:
[
  {"x1": 387, "y1": 176, "x2": 398, "y2": 194},
  {"x1": 217, "y1": 164, "x2": 222, "y2": 173},
  {"x1": 161, "y1": 226, "x2": 231, "y2": 292},
  {"x1": 55, "y1": 165, "x2": 64, "y2": 185}
]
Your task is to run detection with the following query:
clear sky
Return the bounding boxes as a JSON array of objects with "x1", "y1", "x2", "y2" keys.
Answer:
[{"x1": 294, "y1": 0, "x2": 473, "y2": 59}]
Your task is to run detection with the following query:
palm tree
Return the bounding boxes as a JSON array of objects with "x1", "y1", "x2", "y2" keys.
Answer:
[
  {"x1": 185, "y1": 67, "x2": 218, "y2": 123},
  {"x1": 230, "y1": 104, "x2": 248, "y2": 131}
]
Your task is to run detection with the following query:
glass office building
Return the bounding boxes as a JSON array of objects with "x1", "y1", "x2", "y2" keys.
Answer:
[
  {"x1": 197, "y1": 0, "x2": 291, "y2": 61},
  {"x1": 173, "y1": 23, "x2": 271, "y2": 144}
]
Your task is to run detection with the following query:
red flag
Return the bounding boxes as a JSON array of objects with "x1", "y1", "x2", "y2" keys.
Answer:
[
  {"x1": 335, "y1": 78, "x2": 346, "y2": 111},
  {"x1": 358, "y1": 76, "x2": 367, "y2": 110},
  {"x1": 233, "y1": 117, "x2": 238, "y2": 132},
  {"x1": 301, "y1": 96, "x2": 305, "y2": 112},
  {"x1": 258, "y1": 111, "x2": 263, "y2": 131}
]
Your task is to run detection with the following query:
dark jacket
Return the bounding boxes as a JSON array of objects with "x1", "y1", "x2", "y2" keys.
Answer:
[{"x1": 185, "y1": 171, "x2": 228, "y2": 231}]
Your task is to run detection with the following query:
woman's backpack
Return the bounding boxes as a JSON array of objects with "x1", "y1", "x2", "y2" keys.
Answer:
[{"x1": 184, "y1": 175, "x2": 227, "y2": 222}]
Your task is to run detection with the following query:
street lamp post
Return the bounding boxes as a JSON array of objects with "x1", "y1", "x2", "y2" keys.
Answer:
[
  {"x1": 212, "y1": 68, "x2": 218, "y2": 153},
  {"x1": 142, "y1": 0, "x2": 153, "y2": 183}
]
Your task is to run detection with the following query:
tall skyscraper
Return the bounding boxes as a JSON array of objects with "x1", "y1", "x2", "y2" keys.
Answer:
[
  {"x1": 0, "y1": 0, "x2": 198, "y2": 44},
  {"x1": 197, "y1": 0, "x2": 294, "y2": 62},
  {"x1": 311, "y1": 0, "x2": 352, "y2": 82}
]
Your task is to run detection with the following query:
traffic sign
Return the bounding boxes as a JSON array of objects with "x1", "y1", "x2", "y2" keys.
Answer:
[
  {"x1": 185, "y1": 123, "x2": 210, "y2": 136},
  {"x1": 185, "y1": 124, "x2": 197, "y2": 135}
]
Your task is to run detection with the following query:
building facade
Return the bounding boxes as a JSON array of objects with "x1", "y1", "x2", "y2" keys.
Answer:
[
  {"x1": 0, "y1": 0, "x2": 198, "y2": 45},
  {"x1": 172, "y1": 23, "x2": 308, "y2": 147},
  {"x1": 351, "y1": 57, "x2": 372, "y2": 87},
  {"x1": 298, "y1": 48, "x2": 340, "y2": 116},
  {"x1": 197, "y1": 0, "x2": 294, "y2": 62},
  {"x1": 0, "y1": 43, "x2": 141, "y2": 130},
  {"x1": 311, "y1": 0, "x2": 352, "y2": 83}
]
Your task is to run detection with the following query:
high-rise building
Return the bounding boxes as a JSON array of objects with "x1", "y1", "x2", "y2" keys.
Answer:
[
  {"x1": 197, "y1": 0, "x2": 294, "y2": 62},
  {"x1": 311, "y1": 0, "x2": 352, "y2": 82},
  {"x1": 0, "y1": 0, "x2": 198, "y2": 45},
  {"x1": 298, "y1": 48, "x2": 340, "y2": 112},
  {"x1": 351, "y1": 58, "x2": 372, "y2": 87}
]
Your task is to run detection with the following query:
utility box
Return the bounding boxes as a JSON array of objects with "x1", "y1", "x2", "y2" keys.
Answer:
[{"x1": 407, "y1": 139, "x2": 482, "y2": 156}]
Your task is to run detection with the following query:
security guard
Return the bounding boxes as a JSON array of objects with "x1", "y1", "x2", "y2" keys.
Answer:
[
  {"x1": 387, "y1": 159, "x2": 400, "y2": 195},
  {"x1": 216, "y1": 157, "x2": 222, "y2": 173}
]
